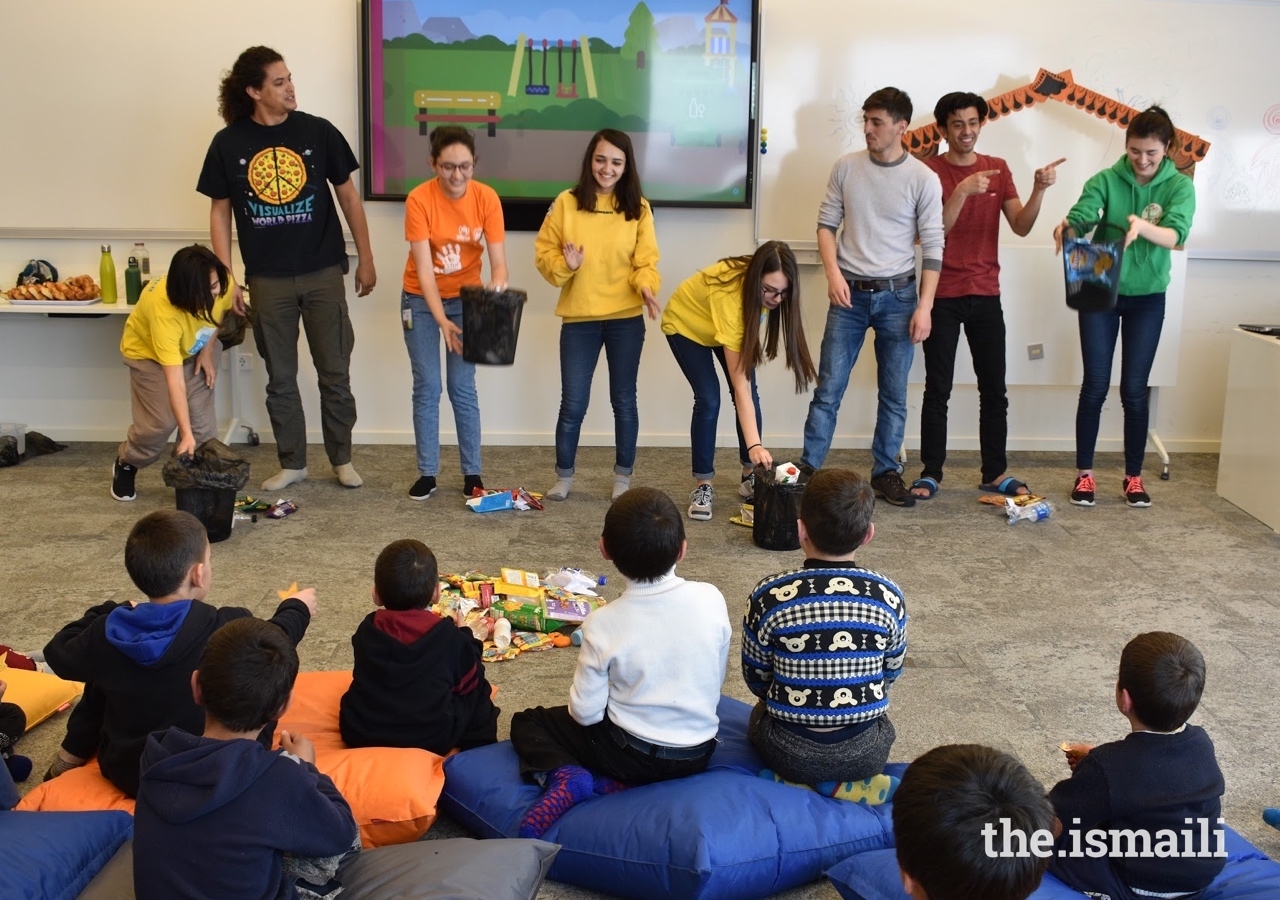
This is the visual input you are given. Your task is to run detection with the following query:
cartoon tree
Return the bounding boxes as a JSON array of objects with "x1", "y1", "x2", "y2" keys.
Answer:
[{"x1": 621, "y1": 2, "x2": 657, "y2": 68}]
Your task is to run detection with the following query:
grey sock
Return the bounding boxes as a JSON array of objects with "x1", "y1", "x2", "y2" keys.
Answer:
[
  {"x1": 612, "y1": 474, "x2": 631, "y2": 500},
  {"x1": 546, "y1": 477, "x2": 573, "y2": 501}
]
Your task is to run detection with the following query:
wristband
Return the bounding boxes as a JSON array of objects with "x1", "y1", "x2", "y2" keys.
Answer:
[{"x1": 747, "y1": 443, "x2": 762, "y2": 451}]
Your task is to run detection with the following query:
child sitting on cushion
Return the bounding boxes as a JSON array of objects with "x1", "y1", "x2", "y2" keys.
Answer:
[
  {"x1": 42, "y1": 508, "x2": 314, "y2": 796},
  {"x1": 134, "y1": 618, "x2": 358, "y2": 900},
  {"x1": 0, "y1": 678, "x2": 31, "y2": 782},
  {"x1": 1049, "y1": 631, "x2": 1226, "y2": 898},
  {"x1": 339, "y1": 539, "x2": 499, "y2": 755},
  {"x1": 894, "y1": 744, "x2": 1056, "y2": 899},
  {"x1": 741, "y1": 468, "x2": 907, "y2": 803},
  {"x1": 510, "y1": 487, "x2": 732, "y2": 838}
]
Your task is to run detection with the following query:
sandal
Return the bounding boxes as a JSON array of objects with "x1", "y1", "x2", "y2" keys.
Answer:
[
  {"x1": 979, "y1": 476, "x2": 1030, "y2": 497},
  {"x1": 910, "y1": 477, "x2": 939, "y2": 499}
]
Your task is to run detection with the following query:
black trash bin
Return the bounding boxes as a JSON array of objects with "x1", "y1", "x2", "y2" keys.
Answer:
[
  {"x1": 162, "y1": 439, "x2": 251, "y2": 543},
  {"x1": 175, "y1": 487, "x2": 237, "y2": 543},
  {"x1": 753, "y1": 466, "x2": 806, "y2": 551},
  {"x1": 461, "y1": 286, "x2": 528, "y2": 365},
  {"x1": 1063, "y1": 222, "x2": 1126, "y2": 312}
]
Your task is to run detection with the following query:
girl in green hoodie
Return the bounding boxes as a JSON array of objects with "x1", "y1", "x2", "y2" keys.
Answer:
[{"x1": 1053, "y1": 106, "x2": 1195, "y2": 509}]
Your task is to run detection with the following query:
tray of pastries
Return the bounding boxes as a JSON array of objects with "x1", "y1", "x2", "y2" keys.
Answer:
[{"x1": 2, "y1": 275, "x2": 101, "y2": 305}]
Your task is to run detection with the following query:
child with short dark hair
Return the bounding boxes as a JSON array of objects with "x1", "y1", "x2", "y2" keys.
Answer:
[
  {"x1": 1050, "y1": 631, "x2": 1226, "y2": 898},
  {"x1": 742, "y1": 468, "x2": 906, "y2": 802},
  {"x1": 894, "y1": 744, "x2": 1056, "y2": 900},
  {"x1": 510, "y1": 487, "x2": 731, "y2": 837},
  {"x1": 134, "y1": 618, "x2": 357, "y2": 900},
  {"x1": 42, "y1": 509, "x2": 314, "y2": 796},
  {"x1": 339, "y1": 539, "x2": 498, "y2": 754}
]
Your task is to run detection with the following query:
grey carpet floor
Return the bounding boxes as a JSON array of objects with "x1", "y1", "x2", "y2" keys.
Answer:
[{"x1": 3, "y1": 443, "x2": 1278, "y2": 898}]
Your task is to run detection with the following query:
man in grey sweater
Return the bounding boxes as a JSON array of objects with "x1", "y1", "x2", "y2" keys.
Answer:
[{"x1": 800, "y1": 87, "x2": 944, "y2": 507}]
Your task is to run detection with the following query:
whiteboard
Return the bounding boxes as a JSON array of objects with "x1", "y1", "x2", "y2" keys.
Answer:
[
  {"x1": 754, "y1": 0, "x2": 1280, "y2": 259},
  {"x1": 749, "y1": 0, "x2": 1280, "y2": 386},
  {"x1": 0, "y1": 0, "x2": 361, "y2": 232}
]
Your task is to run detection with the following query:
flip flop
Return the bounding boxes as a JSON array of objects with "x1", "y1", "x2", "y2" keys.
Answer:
[
  {"x1": 979, "y1": 476, "x2": 1030, "y2": 497},
  {"x1": 910, "y1": 477, "x2": 939, "y2": 499}
]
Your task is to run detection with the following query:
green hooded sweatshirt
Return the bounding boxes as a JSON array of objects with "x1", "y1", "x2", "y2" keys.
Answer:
[{"x1": 1065, "y1": 155, "x2": 1196, "y2": 296}]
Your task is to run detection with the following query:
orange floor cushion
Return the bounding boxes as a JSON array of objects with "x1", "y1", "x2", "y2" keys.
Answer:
[
  {"x1": 21, "y1": 671, "x2": 447, "y2": 849},
  {"x1": 274, "y1": 670, "x2": 447, "y2": 848}
]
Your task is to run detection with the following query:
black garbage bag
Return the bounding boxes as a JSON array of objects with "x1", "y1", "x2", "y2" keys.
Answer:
[
  {"x1": 0, "y1": 436, "x2": 17, "y2": 468},
  {"x1": 162, "y1": 439, "x2": 250, "y2": 490},
  {"x1": 753, "y1": 465, "x2": 806, "y2": 551},
  {"x1": 22, "y1": 431, "x2": 67, "y2": 459},
  {"x1": 461, "y1": 285, "x2": 529, "y2": 365}
]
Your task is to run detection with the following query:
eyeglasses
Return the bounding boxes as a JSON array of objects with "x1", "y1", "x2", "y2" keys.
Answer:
[
  {"x1": 437, "y1": 162, "x2": 473, "y2": 175},
  {"x1": 761, "y1": 286, "x2": 790, "y2": 300}
]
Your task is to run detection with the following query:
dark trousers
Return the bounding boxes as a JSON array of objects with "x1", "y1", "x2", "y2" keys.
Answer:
[
  {"x1": 510, "y1": 706, "x2": 715, "y2": 786},
  {"x1": 1075, "y1": 292, "x2": 1165, "y2": 475},
  {"x1": 249, "y1": 265, "x2": 357, "y2": 469},
  {"x1": 554, "y1": 317, "x2": 645, "y2": 476},
  {"x1": 919, "y1": 295, "x2": 1008, "y2": 484},
  {"x1": 665, "y1": 333, "x2": 761, "y2": 479},
  {"x1": 0, "y1": 702, "x2": 25, "y2": 755},
  {"x1": 1048, "y1": 850, "x2": 1205, "y2": 900}
]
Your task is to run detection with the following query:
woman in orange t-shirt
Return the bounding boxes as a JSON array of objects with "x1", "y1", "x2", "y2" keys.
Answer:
[{"x1": 401, "y1": 126, "x2": 508, "y2": 500}]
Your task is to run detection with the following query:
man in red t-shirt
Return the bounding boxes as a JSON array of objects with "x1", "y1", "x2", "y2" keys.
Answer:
[{"x1": 912, "y1": 92, "x2": 1065, "y2": 499}]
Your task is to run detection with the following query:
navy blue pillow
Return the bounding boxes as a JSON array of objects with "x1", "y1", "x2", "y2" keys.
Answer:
[
  {"x1": 442, "y1": 696, "x2": 904, "y2": 900},
  {"x1": 826, "y1": 828, "x2": 1280, "y2": 900},
  {"x1": 0, "y1": 809, "x2": 133, "y2": 900}
]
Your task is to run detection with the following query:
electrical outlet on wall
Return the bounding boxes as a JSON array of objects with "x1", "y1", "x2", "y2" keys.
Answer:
[
  {"x1": 237, "y1": 353, "x2": 254, "y2": 371},
  {"x1": 1027, "y1": 343, "x2": 1044, "y2": 361}
]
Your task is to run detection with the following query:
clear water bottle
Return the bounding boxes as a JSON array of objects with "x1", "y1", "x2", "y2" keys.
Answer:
[
  {"x1": 99, "y1": 245, "x2": 117, "y2": 304},
  {"x1": 132, "y1": 242, "x2": 151, "y2": 285},
  {"x1": 1006, "y1": 498, "x2": 1052, "y2": 525}
]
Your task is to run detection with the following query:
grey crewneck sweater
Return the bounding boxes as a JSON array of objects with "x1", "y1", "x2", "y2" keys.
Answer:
[{"x1": 817, "y1": 149, "x2": 944, "y2": 280}]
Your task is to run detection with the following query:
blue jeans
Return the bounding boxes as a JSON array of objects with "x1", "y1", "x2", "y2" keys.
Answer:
[
  {"x1": 665, "y1": 333, "x2": 761, "y2": 479},
  {"x1": 556, "y1": 316, "x2": 645, "y2": 476},
  {"x1": 1075, "y1": 292, "x2": 1165, "y2": 475},
  {"x1": 801, "y1": 283, "x2": 917, "y2": 477},
  {"x1": 402, "y1": 293, "x2": 481, "y2": 477}
]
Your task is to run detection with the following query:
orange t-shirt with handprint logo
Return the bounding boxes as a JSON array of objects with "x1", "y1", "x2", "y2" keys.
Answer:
[{"x1": 402, "y1": 178, "x2": 505, "y2": 299}]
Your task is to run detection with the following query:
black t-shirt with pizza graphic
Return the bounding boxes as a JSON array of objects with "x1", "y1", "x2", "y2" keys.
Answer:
[{"x1": 198, "y1": 111, "x2": 358, "y2": 278}]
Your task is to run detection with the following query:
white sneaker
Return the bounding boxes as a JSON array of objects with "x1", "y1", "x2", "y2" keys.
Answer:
[{"x1": 688, "y1": 484, "x2": 714, "y2": 520}]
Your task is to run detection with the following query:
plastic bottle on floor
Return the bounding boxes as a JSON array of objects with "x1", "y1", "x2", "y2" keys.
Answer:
[
  {"x1": 1006, "y1": 499, "x2": 1052, "y2": 525},
  {"x1": 493, "y1": 617, "x2": 512, "y2": 650}
]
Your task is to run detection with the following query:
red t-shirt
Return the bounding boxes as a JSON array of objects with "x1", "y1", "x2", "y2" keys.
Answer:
[{"x1": 925, "y1": 153, "x2": 1019, "y2": 298}]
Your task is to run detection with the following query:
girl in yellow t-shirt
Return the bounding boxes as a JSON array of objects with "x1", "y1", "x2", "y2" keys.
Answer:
[
  {"x1": 113, "y1": 245, "x2": 234, "y2": 501},
  {"x1": 661, "y1": 241, "x2": 815, "y2": 521},
  {"x1": 401, "y1": 126, "x2": 508, "y2": 500},
  {"x1": 534, "y1": 129, "x2": 661, "y2": 502}
]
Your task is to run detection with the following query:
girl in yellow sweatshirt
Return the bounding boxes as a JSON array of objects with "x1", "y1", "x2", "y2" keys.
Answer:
[{"x1": 534, "y1": 129, "x2": 661, "y2": 501}]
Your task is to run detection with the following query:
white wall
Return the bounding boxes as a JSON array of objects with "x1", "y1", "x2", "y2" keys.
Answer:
[{"x1": 2, "y1": 219, "x2": 1274, "y2": 456}]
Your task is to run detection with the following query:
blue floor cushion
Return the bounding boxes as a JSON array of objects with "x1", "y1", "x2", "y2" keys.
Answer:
[
  {"x1": 826, "y1": 827, "x2": 1280, "y2": 900},
  {"x1": 441, "y1": 696, "x2": 906, "y2": 900},
  {"x1": 0, "y1": 809, "x2": 133, "y2": 900}
]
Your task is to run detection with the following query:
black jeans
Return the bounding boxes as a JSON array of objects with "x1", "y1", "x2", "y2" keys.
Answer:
[
  {"x1": 919, "y1": 295, "x2": 1008, "y2": 484},
  {"x1": 510, "y1": 705, "x2": 715, "y2": 786}
]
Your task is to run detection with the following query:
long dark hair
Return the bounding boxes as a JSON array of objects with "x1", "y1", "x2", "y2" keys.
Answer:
[
  {"x1": 710, "y1": 241, "x2": 815, "y2": 392},
  {"x1": 165, "y1": 245, "x2": 228, "y2": 324},
  {"x1": 1127, "y1": 105, "x2": 1175, "y2": 149},
  {"x1": 218, "y1": 46, "x2": 284, "y2": 125},
  {"x1": 571, "y1": 129, "x2": 644, "y2": 220}
]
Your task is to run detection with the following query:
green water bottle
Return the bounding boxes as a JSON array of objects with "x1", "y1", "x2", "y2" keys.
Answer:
[
  {"x1": 125, "y1": 257, "x2": 143, "y2": 305},
  {"x1": 100, "y1": 245, "x2": 117, "y2": 304}
]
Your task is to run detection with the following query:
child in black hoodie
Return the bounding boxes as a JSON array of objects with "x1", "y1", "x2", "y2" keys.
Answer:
[
  {"x1": 339, "y1": 539, "x2": 498, "y2": 755},
  {"x1": 134, "y1": 617, "x2": 357, "y2": 900},
  {"x1": 42, "y1": 509, "x2": 313, "y2": 796}
]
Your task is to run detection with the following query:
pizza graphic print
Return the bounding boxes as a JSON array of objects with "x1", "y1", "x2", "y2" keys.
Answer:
[
  {"x1": 248, "y1": 147, "x2": 307, "y2": 204},
  {"x1": 241, "y1": 146, "x2": 317, "y2": 228}
]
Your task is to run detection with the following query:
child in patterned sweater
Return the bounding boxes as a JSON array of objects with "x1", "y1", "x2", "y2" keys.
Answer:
[{"x1": 742, "y1": 468, "x2": 906, "y2": 802}]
